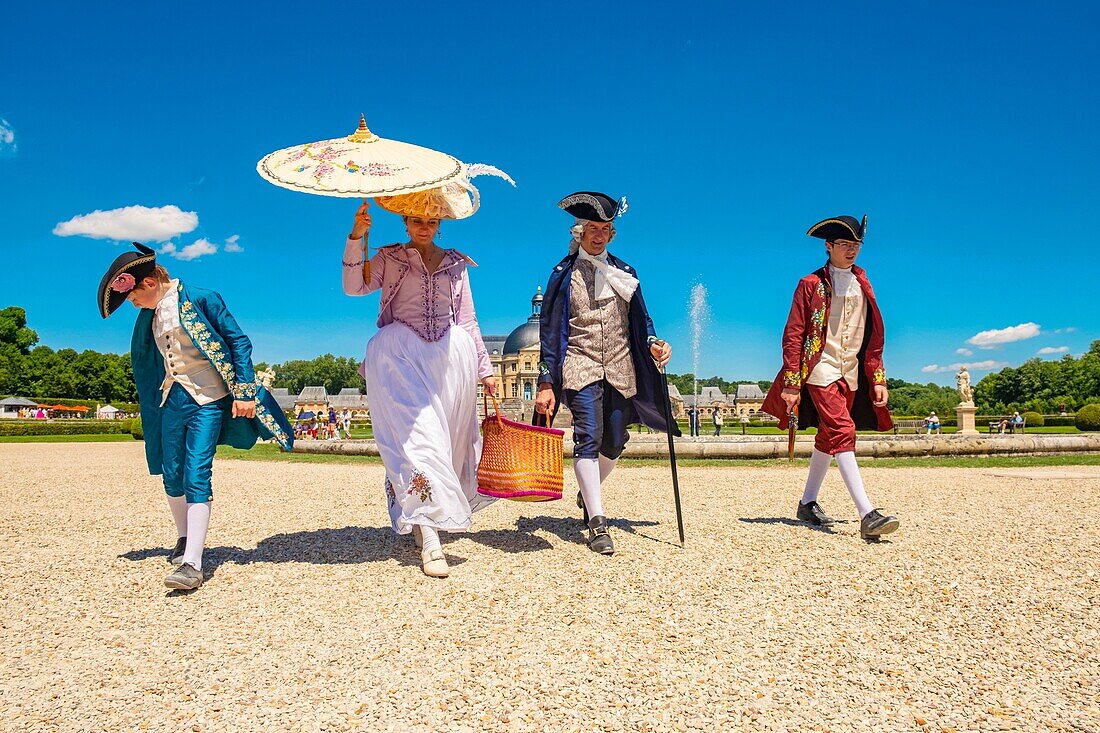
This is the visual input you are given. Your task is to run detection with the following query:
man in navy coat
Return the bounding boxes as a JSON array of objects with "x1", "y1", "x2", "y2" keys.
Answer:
[{"x1": 534, "y1": 192, "x2": 678, "y2": 555}]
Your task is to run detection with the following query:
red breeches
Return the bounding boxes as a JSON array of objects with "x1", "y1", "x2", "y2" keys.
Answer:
[{"x1": 806, "y1": 380, "x2": 857, "y2": 455}]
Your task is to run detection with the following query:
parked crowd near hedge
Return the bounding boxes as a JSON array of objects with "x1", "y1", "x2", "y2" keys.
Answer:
[{"x1": 3, "y1": 306, "x2": 1099, "y2": 420}]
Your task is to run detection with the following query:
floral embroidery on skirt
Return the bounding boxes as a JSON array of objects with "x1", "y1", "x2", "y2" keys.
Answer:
[{"x1": 408, "y1": 470, "x2": 433, "y2": 502}]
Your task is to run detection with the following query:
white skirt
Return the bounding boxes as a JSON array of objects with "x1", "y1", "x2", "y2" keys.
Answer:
[{"x1": 362, "y1": 322, "x2": 496, "y2": 534}]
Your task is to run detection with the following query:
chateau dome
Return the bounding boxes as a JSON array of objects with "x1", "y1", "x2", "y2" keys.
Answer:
[{"x1": 503, "y1": 320, "x2": 539, "y2": 355}]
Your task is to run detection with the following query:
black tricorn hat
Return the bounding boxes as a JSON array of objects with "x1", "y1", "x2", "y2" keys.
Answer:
[
  {"x1": 807, "y1": 215, "x2": 868, "y2": 242},
  {"x1": 97, "y1": 242, "x2": 157, "y2": 318},
  {"x1": 558, "y1": 191, "x2": 626, "y2": 222}
]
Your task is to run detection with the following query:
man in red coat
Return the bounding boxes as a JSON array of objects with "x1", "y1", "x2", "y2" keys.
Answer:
[{"x1": 761, "y1": 215, "x2": 900, "y2": 541}]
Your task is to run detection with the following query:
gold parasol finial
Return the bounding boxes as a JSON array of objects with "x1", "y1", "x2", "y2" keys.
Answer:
[{"x1": 347, "y1": 114, "x2": 379, "y2": 143}]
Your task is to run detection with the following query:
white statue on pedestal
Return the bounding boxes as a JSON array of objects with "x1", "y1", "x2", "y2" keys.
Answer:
[
  {"x1": 955, "y1": 365, "x2": 974, "y2": 405},
  {"x1": 257, "y1": 367, "x2": 277, "y2": 389}
]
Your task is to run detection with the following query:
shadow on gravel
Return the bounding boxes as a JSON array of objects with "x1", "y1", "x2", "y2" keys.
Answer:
[
  {"x1": 515, "y1": 515, "x2": 671, "y2": 547},
  {"x1": 122, "y1": 521, "x2": 564, "y2": 579},
  {"x1": 738, "y1": 517, "x2": 844, "y2": 535}
]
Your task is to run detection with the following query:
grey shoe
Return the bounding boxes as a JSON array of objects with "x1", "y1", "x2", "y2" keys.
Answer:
[
  {"x1": 167, "y1": 536, "x2": 187, "y2": 565},
  {"x1": 796, "y1": 501, "x2": 835, "y2": 526},
  {"x1": 164, "y1": 562, "x2": 204, "y2": 590},
  {"x1": 587, "y1": 516, "x2": 615, "y2": 555},
  {"x1": 860, "y1": 510, "x2": 900, "y2": 541}
]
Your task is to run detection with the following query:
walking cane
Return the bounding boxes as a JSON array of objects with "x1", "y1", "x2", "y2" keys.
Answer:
[
  {"x1": 787, "y1": 405, "x2": 799, "y2": 462},
  {"x1": 658, "y1": 367, "x2": 686, "y2": 547}
]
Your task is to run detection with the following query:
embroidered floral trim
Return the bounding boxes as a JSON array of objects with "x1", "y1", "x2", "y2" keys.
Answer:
[
  {"x1": 783, "y1": 370, "x2": 801, "y2": 388},
  {"x1": 178, "y1": 297, "x2": 287, "y2": 449},
  {"x1": 872, "y1": 367, "x2": 887, "y2": 385},
  {"x1": 797, "y1": 280, "x2": 830, "y2": 383},
  {"x1": 384, "y1": 476, "x2": 396, "y2": 508},
  {"x1": 407, "y1": 470, "x2": 433, "y2": 502}
]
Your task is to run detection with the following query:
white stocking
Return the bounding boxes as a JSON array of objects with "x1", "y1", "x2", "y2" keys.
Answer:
[
  {"x1": 167, "y1": 494, "x2": 188, "y2": 537},
  {"x1": 574, "y1": 458, "x2": 604, "y2": 518},
  {"x1": 418, "y1": 524, "x2": 441, "y2": 553},
  {"x1": 598, "y1": 454, "x2": 617, "y2": 483},
  {"x1": 181, "y1": 502, "x2": 210, "y2": 571},
  {"x1": 835, "y1": 451, "x2": 875, "y2": 518},
  {"x1": 801, "y1": 449, "x2": 832, "y2": 505}
]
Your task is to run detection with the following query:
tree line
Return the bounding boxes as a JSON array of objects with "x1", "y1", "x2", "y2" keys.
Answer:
[
  {"x1": 3, "y1": 306, "x2": 1098, "y2": 413},
  {"x1": 0, "y1": 307, "x2": 136, "y2": 402}
]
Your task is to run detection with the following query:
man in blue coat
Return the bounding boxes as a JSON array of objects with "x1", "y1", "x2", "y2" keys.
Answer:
[
  {"x1": 534, "y1": 192, "x2": 678, "y2": 555},
  {"x1": 99, "y1": 243, "x2": 293, "y2": 590}
]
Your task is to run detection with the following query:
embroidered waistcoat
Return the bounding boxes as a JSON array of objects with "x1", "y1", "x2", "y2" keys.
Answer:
[
  {"x1": 562, "y1": 259, "x2": 637, "y2": 397},
  {"x1": 154, "y1": 324, "x2": 230, "y2": 406}
]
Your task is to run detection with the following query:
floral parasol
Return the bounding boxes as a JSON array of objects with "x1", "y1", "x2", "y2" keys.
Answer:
[{"x1": 256, "y1": 115, "x2": 467, "y2": 198}]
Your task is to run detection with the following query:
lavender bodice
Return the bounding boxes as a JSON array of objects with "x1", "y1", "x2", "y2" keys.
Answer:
[{"x1": 342, "y1": 238, "x2": 492, "y2": 378}]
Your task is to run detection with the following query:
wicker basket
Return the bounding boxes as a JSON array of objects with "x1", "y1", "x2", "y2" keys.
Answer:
[{"x1": 477, "y1": 394, "x2": 564, "y2": 501}]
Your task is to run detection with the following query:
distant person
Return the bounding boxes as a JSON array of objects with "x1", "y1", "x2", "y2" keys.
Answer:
[
  {"x1": 97, "y1": 242, "x2": 293, "y2": 591},
  {"x1": 1010, "y1": 411, "x2": 1024, "y2": 431},
  {"x1": 713, "y1": 409, "x2": 723, "y2": 436},
  {"x1": 761, "y1": 214, "x2": 899, "y2": 541},
  {"x1": 926, "y1": 411, "x2": 941, "y2": 434},
  {"x1": 341, "y1": 408, "x2": 352, "y2": 435},
  {"x1": 327, "y1": 406, "x2": 338, "y2": 439}
]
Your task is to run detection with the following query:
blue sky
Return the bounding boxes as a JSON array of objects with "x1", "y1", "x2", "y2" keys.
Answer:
[{"x1": 2, "y1": 1, "x2": 1097, "y2": 385}]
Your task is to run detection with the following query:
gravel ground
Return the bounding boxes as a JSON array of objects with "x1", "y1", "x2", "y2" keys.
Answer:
[{"x1": 2, "y1": 443, "x2": 1097, "y2": 733}]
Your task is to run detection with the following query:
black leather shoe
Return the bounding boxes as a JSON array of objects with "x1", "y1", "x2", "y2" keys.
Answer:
[
  {"x1": 167, "y1": 536, "x2": 187, "y2": 565},
  {"x1": 587, "y1": 516, "x2": 615, "y2": 555},
  {"x1": 796, "y1": 501, "x2": 835, "y2": 526},
  {"x1": 577, "y1": 490, "x2": 589, "y2": 525},
  {"x1": 860, "y1": 510, "x2": 900, "y2": 541}
]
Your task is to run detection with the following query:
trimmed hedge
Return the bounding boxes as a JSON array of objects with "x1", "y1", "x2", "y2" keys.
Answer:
[
  {"x1": 1075, "y1": 404, "x2": 1100, "y2": 432},
  {"x1": 0, "y1": 420, "x2": 136, "y2": 437},
  {"x1": 1022, "y1": 411, "x2": 1044, "y2": 427},
  {"x1": 124, "y1": 418, "x2": 144, "y2": 440},
  {"x1": 1041, "y1": 416, "x2": 1078, "y2": 427}
]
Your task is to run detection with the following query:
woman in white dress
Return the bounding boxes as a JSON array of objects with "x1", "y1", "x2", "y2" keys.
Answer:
[{"x1": 342, "y1": 199, "x2": 497, "y2": 578}]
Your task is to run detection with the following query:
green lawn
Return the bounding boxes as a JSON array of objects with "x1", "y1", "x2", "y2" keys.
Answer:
[{"x1": 0, "y1": 434, "x2": 136, "y2": 443}]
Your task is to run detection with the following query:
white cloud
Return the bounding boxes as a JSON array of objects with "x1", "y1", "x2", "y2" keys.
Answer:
[
  {"x1": 223, "y1": 234, "x2": 243, "y2": 253},
  {"x1": 955, "y1": 348, "x2": 973, "y2": 357},
  {"x1": 1052, "y1": 327, "x2": 1077, "y2": 334},
  {"x1": 54, "y1": 204, "x2": 199, "y2": 242},
  {"x1": 1037, "y1": 346, "x2": 1069, "y2": 355},
  {"x1": 160, "y1": 238, "x2": 218, "y2": 261},
  {"x1": 921, "y1": 360, "x2": 1010, "y2": 374},
  {"x1": 0, "y1": 118, "x2": 15, "y2": 156},
  {"x1": 965, "y1": 322, "x2": 1041, "y2": 348}
]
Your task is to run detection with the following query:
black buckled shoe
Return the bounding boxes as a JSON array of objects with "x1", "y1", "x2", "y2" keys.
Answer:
[
  {"x1": 577, "y1": 490, "x2": 589, "y2": 525},
  {"x1": 167, "y1": 536, "x2": 187, "y2": 565},
  {"x1": 587, "y1": 516, "x2": 615, "y2": 555},
  {"x1": 796, "y1": 501, "x2": 835, "y2": 526},
  {"x1": 860, "y1": 510, "x2": 900, "y2": 541}
]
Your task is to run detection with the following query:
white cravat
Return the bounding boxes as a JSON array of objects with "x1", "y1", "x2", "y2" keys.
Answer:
[
  {"x1": 576, "y1": 247, "x2": 639, "y2": 302},
  {"x1": 153, "y1": 280, "x2": 182, "y2": 337}
]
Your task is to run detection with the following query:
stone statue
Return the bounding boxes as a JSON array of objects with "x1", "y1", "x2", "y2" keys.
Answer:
[
  {"x1": 955, "y1": 366, "x2": 974, "y2": 405},
  {"x1": 257, "y1": 367, "x2": 277, "y2": 389}
]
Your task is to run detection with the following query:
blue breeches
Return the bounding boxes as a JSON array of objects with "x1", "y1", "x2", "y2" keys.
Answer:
[
  {"x1": 160, "y1": 383, "x2": 230, "y2": 503},
  {"x1": 563, "y1": 380, "x2": 631, "y2": 460}
]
